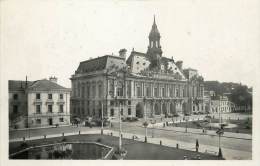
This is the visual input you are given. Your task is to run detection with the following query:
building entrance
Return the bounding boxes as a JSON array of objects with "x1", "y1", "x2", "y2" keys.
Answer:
[{"x1": 48, "y1": 118, "x2": 53, "y2": 125}]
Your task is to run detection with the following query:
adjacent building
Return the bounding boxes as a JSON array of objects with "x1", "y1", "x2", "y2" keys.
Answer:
[
  {"x1": 70, "y1": 17, "x2": 205, "y2": 121},
  {"x1": 210, "y1": 95, "x2": 235, "y2": 114},
  {"x1": 9, "y1": 77, "x2": 71, "y2": 129}
]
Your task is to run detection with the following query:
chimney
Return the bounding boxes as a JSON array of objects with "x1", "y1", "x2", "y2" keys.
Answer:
[
  {"x1": 49, "y1": 76, "x2": 58, "y2": 83},
  {"x1": 119, "y1": 48, "x2": 127, "y2": 60},
  {"x1": 176, "y1": 61, "x2": 183, "y2": 70}
]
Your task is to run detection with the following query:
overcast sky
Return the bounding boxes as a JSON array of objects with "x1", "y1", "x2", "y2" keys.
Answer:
[{"x1": 1, "y1": 0, "x2": 259, "y2": 88}]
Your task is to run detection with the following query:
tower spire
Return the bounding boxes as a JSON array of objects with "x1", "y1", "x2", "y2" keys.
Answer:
[{"x1": 147, "y1": 15, "x2": 162, "y2": 59}]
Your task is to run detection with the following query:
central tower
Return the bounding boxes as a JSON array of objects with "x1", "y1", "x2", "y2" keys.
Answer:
[{"x1": 147, "y1": 15, "x2": 163, "y2": 69}]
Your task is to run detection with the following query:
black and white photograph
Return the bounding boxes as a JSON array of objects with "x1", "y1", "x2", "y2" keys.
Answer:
[{"x1": 0, "y1": 0, "x2": 259, "y2": 165}]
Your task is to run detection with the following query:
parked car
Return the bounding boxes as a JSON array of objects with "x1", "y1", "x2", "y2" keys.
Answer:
[
  {"x1": 126, "y1": 117, "x2": 138, "y2": 122},
  {"x1": 173, "y1": 114, "x2": 179, "y2": 117},
  {"x1": 205, "y1": 115, "x2": 212, "y2": 119}
]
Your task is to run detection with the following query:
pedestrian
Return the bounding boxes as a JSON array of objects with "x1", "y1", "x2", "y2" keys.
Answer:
[{"x1": 195, "y1": 139, "x2": 199, "y2": 152}]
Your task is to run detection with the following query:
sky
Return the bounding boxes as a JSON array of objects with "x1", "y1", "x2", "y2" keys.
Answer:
[{"x1": 1, "y1": 0, "x2": 260, "y2": 88}]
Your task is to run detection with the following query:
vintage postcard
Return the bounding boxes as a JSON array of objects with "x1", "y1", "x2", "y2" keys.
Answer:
[{"x1": 1, "y1": 0, "x2": 259, "y2": 166}]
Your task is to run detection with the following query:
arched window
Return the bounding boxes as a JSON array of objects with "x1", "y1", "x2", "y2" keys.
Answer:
[
  {"x1": 117, "y1": 81, "x2": 123, "y2": 97},
  {"x1": 98, "y1": 84, "x2": 102, "y2": 98}
]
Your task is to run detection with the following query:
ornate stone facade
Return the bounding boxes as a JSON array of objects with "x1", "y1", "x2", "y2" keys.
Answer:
[{"x1": 70, "y1": 17, "x2": 205, "y2": 120}]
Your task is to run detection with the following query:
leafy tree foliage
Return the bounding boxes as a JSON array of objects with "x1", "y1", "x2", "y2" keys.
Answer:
[{"x1": 230, "y1": 85, "x2": 252, "y2": 106}]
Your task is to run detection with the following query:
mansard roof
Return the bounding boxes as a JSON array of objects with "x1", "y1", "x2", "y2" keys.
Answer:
[
  {"x1": 126, "y1": 50, "x2": 147, "y2": 65},
  {"x1": 76, "y1": 55, "x2": 126, "y2": 74}
]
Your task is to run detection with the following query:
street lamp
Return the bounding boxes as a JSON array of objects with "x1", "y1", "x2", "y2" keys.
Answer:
[
  {"x1": 150, "y1": 119, "x2": 156, "y2": 138},
  {"x1": 143, "y1": 97, "x2": 148, "y2": 142},
  {"x1": 114, "y1": 68, "x2": 127, "y2": 154},
  {"x1": 216, "y1": 96, "x2": 224, "y2": 158},
  {"x1": 185, "y1": 118, "x2": 188, "y2": 133},
  {"x1": 101, "y1": 102, "x2": 104, "y2": 135},
  {"x1": 118, "y1": 99, "x2": 122, "y2": 151}
]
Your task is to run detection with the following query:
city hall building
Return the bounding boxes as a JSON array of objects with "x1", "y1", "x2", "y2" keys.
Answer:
[{"x1": 71, "y1": 17, "x2": 205, "y2": 120}]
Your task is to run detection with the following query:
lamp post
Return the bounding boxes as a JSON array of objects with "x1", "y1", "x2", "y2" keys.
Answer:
[
  {"x1": 119, "y1": 101, "x2": 122, "y2": 151},
  {"x1": 150, "y1": 119, "x2": 156, "y2": 138},
  {"x1": 101, "y1": 102, "x2": 104, "y2": 135},
  {"x1": 143, "y1": 97, "x2": 148, "y2": 142},
  {"x1": 217, "y1": 96, "x2": 224, "y2": 158},
  {"x1": 114, "y1": 68, "x2": 127, "y2": 154},
  {"x1": 185, "y1": 118, "x2": 188, "y2": 133}
]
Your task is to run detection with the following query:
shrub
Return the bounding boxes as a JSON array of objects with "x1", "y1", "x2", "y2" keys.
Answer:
[
  {"x1": 245, "y1": 125, "x2": 251, "y2": 129},
  {"x1": 61, "y1": 137, "x2": 67, "y2": 142},
  {"x1": 20, "y1": 142, "x2": 28, "y2": 148},
  {"x1": 96, "y1": 138, "x2": 102, "y2": 143}
]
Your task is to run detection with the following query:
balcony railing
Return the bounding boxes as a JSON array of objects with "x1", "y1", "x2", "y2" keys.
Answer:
[
  {"x1": 57, "y1": 99, "x2": 65, "y2": 104},
  {"x1": 29, "y1": 112, "x2": 70, "y2": 117}
]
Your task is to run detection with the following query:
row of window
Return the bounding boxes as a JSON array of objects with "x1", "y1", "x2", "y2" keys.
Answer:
[
  {"x1": 36, "y1": 93, "x2": 64, "y2": 100},
  {"x1": 192, "y1": 105, "x2": 205, "y2": 111},
  {"x1": 35, "y1": 105, "x2": 64, "y2": 114},
  {"x1": 12, "y1": 93, "x2": 65, "y2": 100},
  {"x1": 137, "y1": 86, "x2": 185, "y2": 98},
  {"x1": 35, "y1": 117, "x2": 64, "y2": 125},
  {"x1": 73, "y1": 83, "x2": 103, "y2": 98},
  {"x1": 110, "y1": 108, "x2": 131, "y2": 116}
]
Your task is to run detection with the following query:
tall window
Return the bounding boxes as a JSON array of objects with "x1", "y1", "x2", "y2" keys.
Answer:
[
  {"x1": 137, "y1": 86, "x2": 142, "y2": 98},
  {"x1": 98, "y1": 84, "x2": 102, "y2": 98},
  {"x1": 36, "y1": 105, "x2": 41, "y2": 114},
  {"x1": 169, "y1": 88, "x2": 173, "y2": 97},
  {"x1": 92, "y1": 85, "x2": 96, "y2": 97},
  {"x1": 154, "y1": 87, "x2": 158, "y2": 97},
  {"x1": 87, "y1": 86, "x2": 90, "y2": 98},
  {"x1": 110, "y1": 109, "x2": 114, "y2": 116},
  {"x1": 59, "y1": 105, "x2": 64, "y2": 113},
  {"x1": 13, "y1": 94, "x2": 18, "y2": 100},
  {"x1": 146, "y1": 86, "x2": 151, "y2": 97},
  {"x1": 48, "y1": 94, "x2": 52, "y2": 100},
  {"x1": 109, "y1": 80, "x2": 114, "y2": 96},
  {"x1": 82, "y1": 86, "x2": 85, "y2": 98},
  {"x1": 127, "y1": 81, "x2": 131, "y2": 97},
  {"x1": 60, "y1": 94, "x2": 63, "y2": 99},
  {"x1": 36, "y1": 93, "x2": 41, "y2": 99},
  {"x1": 117, "y1": 82, "x2": 123, "y2": 97},
  {"x1": 128, "y1": 108, "x2": 131, "y2": 115},
  {"x1": 162, "y1": 87, "x2": 166, "y2": 97},
  {"x1": 176, "y1": 88, "x2": 179, "y2": 97},
  {"x1": 48, "y1": 105, "x2": 53, "y2": 113}
]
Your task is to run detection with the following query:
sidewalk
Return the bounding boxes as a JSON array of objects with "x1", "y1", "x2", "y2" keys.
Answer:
[
  {"x1": 145, "y1": 122, "x2": 252, "y2": 140},
  {"x1": 9, "y1": 128, "x2": 251, "y2": 160},
  {"x1": 105, "y1": 129, "x2": 252, "y2": 160}
]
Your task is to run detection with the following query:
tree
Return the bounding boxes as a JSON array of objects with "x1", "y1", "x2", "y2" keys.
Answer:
[{"x1": 230, "y1": 85, "x2": 252, "y2": 107}]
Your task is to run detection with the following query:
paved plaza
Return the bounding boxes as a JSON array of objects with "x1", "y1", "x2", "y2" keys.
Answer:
[{"x1": 9, "y1": 113, "x2": 252, "y2": 160}]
